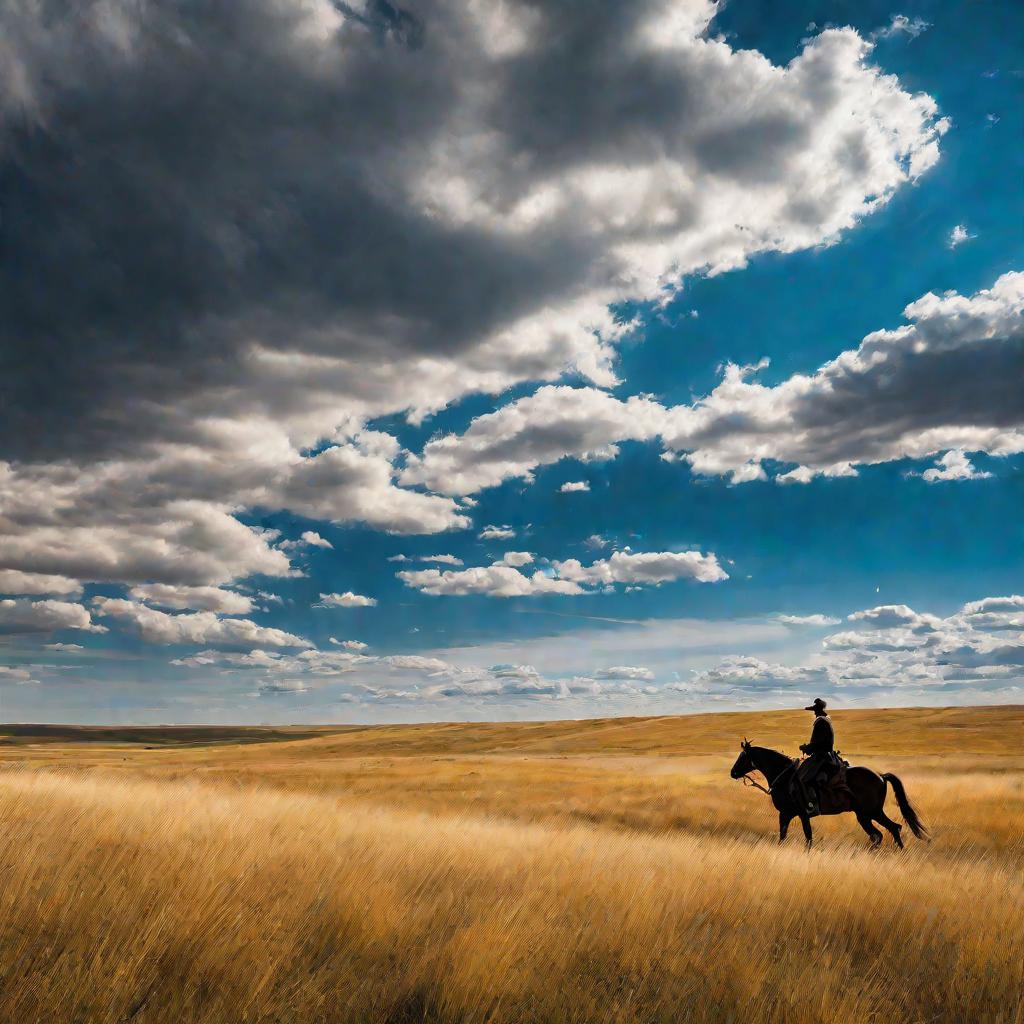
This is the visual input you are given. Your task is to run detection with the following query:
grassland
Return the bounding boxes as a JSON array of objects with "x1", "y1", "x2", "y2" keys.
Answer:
[{"x1": 1, "y1": 705, "x2": 1021, "y2": 1023}]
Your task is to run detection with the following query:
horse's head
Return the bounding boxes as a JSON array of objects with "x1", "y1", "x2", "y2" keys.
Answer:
[{"x1": 730, "y1": 738, "x2": 754, "y2": 779}]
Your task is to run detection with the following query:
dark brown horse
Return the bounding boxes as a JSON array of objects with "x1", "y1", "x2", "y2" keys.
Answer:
[{"x1": 730, "y1": 740, "x2": 928, "y2": 849}]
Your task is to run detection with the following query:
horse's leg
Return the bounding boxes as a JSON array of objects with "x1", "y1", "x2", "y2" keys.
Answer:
[
  {"x1": 800, "y1": 813, "x2": 813, "y2": 849},
  {"x1": 856, "y1": 812, "x2": 883, "y2": 849},
  {"x1": 779, "y1": 811, "x2": 793, "y2": 844},
  {"x1": 874, "y1": 809, "x2": 904, "y2": 849}
]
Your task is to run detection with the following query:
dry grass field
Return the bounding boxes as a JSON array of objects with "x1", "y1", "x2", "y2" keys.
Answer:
[{"x1": 1, "y1": 705, "x2": 1022, "y2": 1023}]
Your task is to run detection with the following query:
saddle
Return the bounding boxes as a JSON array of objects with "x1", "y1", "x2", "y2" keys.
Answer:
[{"x1": 790, "y1": 752, "x2": 853, "y2": 816}]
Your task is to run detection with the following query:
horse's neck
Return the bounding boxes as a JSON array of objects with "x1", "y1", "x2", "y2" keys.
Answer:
[{"x1": 751, "y1": 747, "x2": 793, "y2": 784}]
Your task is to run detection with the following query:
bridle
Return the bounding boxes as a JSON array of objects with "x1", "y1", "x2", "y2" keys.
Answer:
[{"x1": 736, "y1": 742, "x2": 797, "y2": 797}]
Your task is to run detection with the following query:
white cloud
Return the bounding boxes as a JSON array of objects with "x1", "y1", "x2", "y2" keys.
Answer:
[
  {"x1": 330, "y1": 637, "x2": 368, "y2": 650},
  {"x1": 0, "y1": 569, "x2": 83, "y2": 596},
  {"x1": 92, "y1": 598, "x2": 311, "y2": 648},
  {"x1": 594, "y1": 665, "x2": 654, "y2": 681},
  {"x1": 872, "y1": 14, "x2": 930, "y2": 41},
  {"x1": 128, "y1": 584, "x2": 255, "y2": 615},
  {"x1": 399, "y1": 548, "x2": 726, "y2": 597},
  {"x1": 405, "y1": 388, "x2": 667, "y2": 495},
  {"x1": 0, "y1": 598, "x2": 106, "y2": 634},
  {"x1": 479, "y1": 525, "x2": 516, "y2": 540},
  {"x1": 0, "y1": 665, "x2": 40, "y2": 686},
  {"x1": 398, "y1": 565, "x2": 584, "y2": 598},
  {"x1": 560, "y1": 481, "x2": 590, "y2": 493},
  {"x1": 778, "y1": 614, "x2": 842, "y2": 627},
  {"x1": 948, "y1": 224, "x2": 974, "y2": 248},
  {"x1": 315, "y1": 591, "x2": 378, "y2": 608},
  {"x1": 920, "y1": 450, "x2": 993, "y2": 483},
  {"x1": 553, "y1": 550, "x2": 728, "y2": 586},
  {"x1": 494, "y1": 551, "x2": 534, "y2": 568}
]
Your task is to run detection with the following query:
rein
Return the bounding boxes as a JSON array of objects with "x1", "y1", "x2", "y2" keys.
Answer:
[
  {"x1": 737, "y1": 753, "x2": 800, "y2": 798},
  {"x1": 740, "y1": 773, "x2": 773, "y2": 796}
]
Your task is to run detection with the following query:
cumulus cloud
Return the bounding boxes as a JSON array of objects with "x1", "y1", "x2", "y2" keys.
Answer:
[
  {"x1": 594, "y1": 665, "x2": 654, "y2": 680},
  {"x1": 0, "y1": 666, "x2": 40, "y2": 686},
  {"x1": 92, "y1": 598, "x2": 311, "y2": 647},
  {"x1": 494, "y1": 551, "x2": 534, "y2": 567},
  {"x1": 690, "y1": 593, "x2": 1024, "y2": 699},
  {"x1": 315, "y1": 591, "x2": 378, "y2": 608},
  {"x1": 872, "y1": 14, "x2": 930, "y2": 41},
  {"x1": 128, "y1": 584, "x2": 255, "y2": 615},
  {"x1": 0, "y1": 599, "x2": 106, "y2": 635},
  {"x1": 479, "y1": 525, "x2": 516, "y2": 540},
  {"x1": 0, "y1": 0, "x2": 952, "y2": 654},
  {"x1": 404, "y1": 387, "x2": 667, "y2": 494},
  {"x1": 399, "y1": 547, "x2": 725, "y2": 596},
  {"x1": 920, "y1": 450, "x2": 993, "y2": 483},
  {"x1": 553, "y1": 550, "x2": 728, "y2": 586},
  {"x1": 948, "y1": 224, "x2": 974, "y2": 248},
  {"x1": 778, "y1": 614, "x2": 842, "y2": 626},
  {"x1": 560, "y1": 481, "x2": 590, "y2": 493},
  {"x1": 280, "y1": 531, "x2": 334, "y2": 551},
  {"x1": 330, "y1": 637, "x2": 368, "y2": 650},
  {"x1": 414, "y1": 273, "x2": 1024, "y2": 492},
  {"x1": 0, "y1": 569, "x2": 83, "y2": 596},
  {"x1": 398, "y1": 565, "x2": 584, "y2": 598}
]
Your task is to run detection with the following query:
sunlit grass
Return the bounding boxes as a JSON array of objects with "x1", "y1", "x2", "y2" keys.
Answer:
[{"x1": 1, "y1": 706, "x2": 1021, "y2": 1023}]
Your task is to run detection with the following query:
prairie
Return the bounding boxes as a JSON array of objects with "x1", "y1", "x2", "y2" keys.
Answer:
[{"x1": 1, "y1": 705, "x2": 1022, "y2": 1023}]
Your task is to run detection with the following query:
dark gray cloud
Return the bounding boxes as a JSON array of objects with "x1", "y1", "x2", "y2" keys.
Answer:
[{"x1": 0, "y1": 0, "x2": 946, "y2": 610}]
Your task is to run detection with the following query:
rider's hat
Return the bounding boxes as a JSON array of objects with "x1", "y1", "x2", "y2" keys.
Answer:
[{"x1": 804, "y1": 697, "x2": 827, "y2": 711}]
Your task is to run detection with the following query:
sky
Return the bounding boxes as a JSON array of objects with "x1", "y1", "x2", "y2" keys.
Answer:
[{"x1": 1, "y1": 0, "x2": 1022, "y2": 724}]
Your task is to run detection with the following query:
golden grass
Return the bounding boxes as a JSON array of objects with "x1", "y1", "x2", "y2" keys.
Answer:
[{"x1": 1, "y1": 705, "x2": 1022, "y2": 1023}]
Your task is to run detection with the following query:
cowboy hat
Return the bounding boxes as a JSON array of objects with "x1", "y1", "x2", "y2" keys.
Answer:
[{"x1": 804, "y1": 697, "x2": 827, "y2": 711}]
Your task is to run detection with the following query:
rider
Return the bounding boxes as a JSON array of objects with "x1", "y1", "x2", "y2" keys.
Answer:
[{"x1": 796, "y1": 697, "x2": 835, "y2": 815}]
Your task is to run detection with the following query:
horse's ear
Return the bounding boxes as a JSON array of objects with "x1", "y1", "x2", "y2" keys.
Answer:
[{"x1": 741, "y1": 737, "x2": 750, "y2": 750}]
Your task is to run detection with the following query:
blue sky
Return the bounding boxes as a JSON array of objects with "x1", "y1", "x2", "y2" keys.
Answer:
[{"x1": 1, "y1": 0, "x2": 1022, "y2": 722}]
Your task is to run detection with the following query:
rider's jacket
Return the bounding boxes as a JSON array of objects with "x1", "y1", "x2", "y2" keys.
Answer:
[{"x1": 804, "y1": 714, "x2": 835, "y2": 754}]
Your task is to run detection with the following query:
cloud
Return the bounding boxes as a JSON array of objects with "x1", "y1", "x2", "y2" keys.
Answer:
[
  {"x1": 688, "y1": 655, "x2": 831, "y2": 690},
  {"x1": 0, "y1": 0, "x2": 949, "y2": 609},
  {"x1": 594, "y1": 665, "x2": 654, "y2": 681},
  {"x1": 397, "y1": 565, "x2": 584, "y2": 598},
  {"x1": 691, "y1": 593, "x2": 1024, "y2": 699},
  {"x1": 404, "y1": 387, "x2": 667, "y2": 494},
  {"x1": 280, "y1": 530, "x2": 334, "y2": 551},
  {"x1": 494, "y1": 551, "x2": 534, "y2": 567},
  {"x1": 330, "y1": 637, "x2": 368, "y2": 650},
  {"x1": 43, "y1": 642, "x2": 84, "y2": 652},
  {"x1": 553, "y1": 550, "x2": 728, "y2": 586},
  {"x1": 479, "y1": 525, "x2": 516, "y2": 540},
  {"x1": 399, "y1": 272, "x2": 1024, "y2": 494},
  {"x1": 847, "y1": 604, "x2": 939, "y2": 631},
  {"x1": 315, "y1": 591, "x2": 378, "y2": 608},
  {"x1": 560, "y1": 481, "x2": 590, "y2": 493},
  {"x1": 0, "y1": 666, "x2": 40, "y2": 686},
  {"x1": 92, "y1": 598, "x2": 311, "y2": 648},
  {"x1": 872, "y1": 14, "x2": 930, "y2": 41},
  {"x1": 920, "y1": 450, "x2": 993, "y2": 483},
  {"x1": 0, "y1": 599, "x2": 106, "y2": 635},
  {"x1": 0, "y1": 569, "x2": 83, "y2": 596},
  {"x1": 127, "y1": 584, "x2": 255, "y2": 615},
  {"x1": 399, "y1": 548, "x2": 726, "y2": 597},
  {"x1": 395, "y1": 554, "x2": 466, "y2": 565},
  {"x1": 778, "y1": 614, "x2": 842, "y2": 627},
  {"x1": 948, "y1": 224, "x2": 974, "y2": 248}
]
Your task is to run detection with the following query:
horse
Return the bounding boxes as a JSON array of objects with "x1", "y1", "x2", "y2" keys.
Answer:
[{"x1": 729, "y1": 740, "x2": 928, "y2": 850}]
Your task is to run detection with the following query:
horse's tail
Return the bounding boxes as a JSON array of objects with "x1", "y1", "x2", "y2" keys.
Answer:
[{"x1": 882, "y1": 772, "x2": 929, "y2": 840}]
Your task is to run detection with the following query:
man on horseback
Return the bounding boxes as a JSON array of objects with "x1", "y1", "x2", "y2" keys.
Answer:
[{"x1": 795, "y1": 697, "x2": 837, "y2": 816}]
